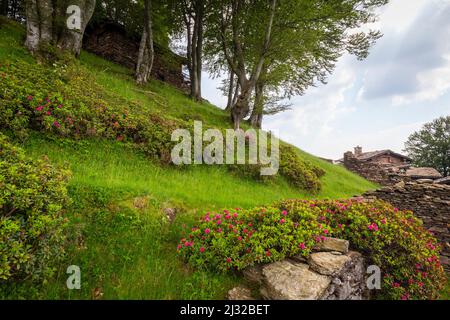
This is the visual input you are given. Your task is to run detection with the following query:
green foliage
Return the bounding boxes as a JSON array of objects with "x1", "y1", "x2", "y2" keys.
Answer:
[
  {"x1": 280, "y1": 199, "x2": 447, "y2": 300},
  {"x1": 0, "y1": 133, "x2": 71, "y2": 283},
  {"x1": 0, "y1": 54, "x2": 324, "y2": 191},
  {"x1": 404, "y1": 116, "x2": 450, "y2": 177},
  {"x1": 0, "y1": 58, "x2": 181, "y2": 164},
  {"x1": 279, "y1": 144, "x2": 325, "y2": 192},
  {"x1": 178, "y1": 199, "x2": 447, "y2": 300}
]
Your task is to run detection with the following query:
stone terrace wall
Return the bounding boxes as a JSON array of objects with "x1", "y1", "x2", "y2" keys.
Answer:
[
  {"x1": 228, "y1": 238, "x2": 369, "y2": 300},
  {"x1": 363, "y1": 182, "x2": 450, "y2": 273}
]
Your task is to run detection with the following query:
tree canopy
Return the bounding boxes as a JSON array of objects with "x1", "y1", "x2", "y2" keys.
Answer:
[{"x1": 404, "y1": 116, "x2": 450, "y2": 177}]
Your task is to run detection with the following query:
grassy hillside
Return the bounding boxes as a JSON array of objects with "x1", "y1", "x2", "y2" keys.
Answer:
[{"x1": 0, "y1": 18, "x2": 377, "y2": 299}]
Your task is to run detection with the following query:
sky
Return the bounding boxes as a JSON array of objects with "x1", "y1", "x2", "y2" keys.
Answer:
[{"x1": 200, "y1": 0, "x2": 450, "y2": 160}]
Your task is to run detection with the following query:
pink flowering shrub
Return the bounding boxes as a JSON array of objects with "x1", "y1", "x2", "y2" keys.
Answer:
[
  {"x1": 0, "y1": 59, "x2": 323, "y2": 191},
  {"x1": 178, "y1": 199, "x2": 446, "y2": 300}
]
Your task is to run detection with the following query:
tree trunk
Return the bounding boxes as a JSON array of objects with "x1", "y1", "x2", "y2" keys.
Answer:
[
  {"x1": 231, "y1": 83, "x2": 252, "y2": 130},
  {"x1": 184, "y1": 0, "x2": 203, "y2": 101},
  {"x1": 225, "y1": 70, "x2": 235, "y2": 111},
  {"x1": 194, "y1": 0, "x2": 203, "y2": 101},
  {"x1": 0, "y1": 0, "x2": 9, "y2": 16},
  {"x1": 57, "y1": 0, "x2": 96, "y2": 56},
  {"x1": 136, "y1": 0, "x2": 154, "y2": 85},
  {"x1": 24, "y1": 0, "x2": 95, "y2": 56},
  {"x1": 25, "y1": 0, "x2": 53, "y2": 53},
  {"x1": 229, "y1": 0, "x2": 276, "y2": 129},
  {"x1": 249, "y1": 82, "x2": 264, "y2": 129}
]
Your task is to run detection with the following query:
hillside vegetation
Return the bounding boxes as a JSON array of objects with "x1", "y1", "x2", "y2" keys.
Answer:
[{"x1": 0, "y1": 18, "x2": 378, "y2": 299}]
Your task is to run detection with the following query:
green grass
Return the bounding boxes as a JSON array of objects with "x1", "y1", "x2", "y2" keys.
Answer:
[{"x1": 0, "y1": 17, "x2": 380, "y2": 299}]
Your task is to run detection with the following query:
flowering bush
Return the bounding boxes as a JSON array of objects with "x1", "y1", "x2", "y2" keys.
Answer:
[
  {"x1": 0, "y1": 133, "x2": 71, "y2": 283},
  {"x1": 0, "y1": 59, "x2": 324, "y2": 191},
  {"x1": 178, "y1": 199, "x2": 446, "y2": 300}
]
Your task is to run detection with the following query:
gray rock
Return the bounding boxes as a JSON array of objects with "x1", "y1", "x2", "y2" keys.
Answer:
[
  {"x1": 313, "y1": 237, "x2": 349, "y2": 254},
  {"x1": 261, "y1": 260, "x2": 331, "y2": 300},
  {"x1": 308, "y1": 252, "x2": 351, "y2": 276},
  {"x1": 242, "y1": 264, "x2": 264, "y2": 285},
  {"x1": 228, "y1": 286, "x2": 255, "y2": 300}
]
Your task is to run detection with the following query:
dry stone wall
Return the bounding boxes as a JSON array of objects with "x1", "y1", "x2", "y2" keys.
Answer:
[
  {"x1": 362, "y1": 182, "x2": 450, "y2": 273},
  {"x1": 228, "y1": 238, "x2": 369, "y2": 300}
]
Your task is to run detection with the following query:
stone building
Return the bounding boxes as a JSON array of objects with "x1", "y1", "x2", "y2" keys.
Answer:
[
  {"x1": 337, "y1": 146, "x2": 442, "y2": 186},
  {"x1": 336, "y1": 146, "x2": 412, "y2": 166}
]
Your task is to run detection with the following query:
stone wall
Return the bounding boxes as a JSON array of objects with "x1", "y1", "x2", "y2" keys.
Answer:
[
  {"x1": 228, "y1": 238, "x2": 369, "y2": 300},
  {"x1": 83, "y1": 23, "x2": 188, "y2": 91},
  {"x1": 362, "y1": 182, "x2": 450, "y2": 273},
  {"x1": 343, "y1": 151, "x2": 401, "y2": 185}
]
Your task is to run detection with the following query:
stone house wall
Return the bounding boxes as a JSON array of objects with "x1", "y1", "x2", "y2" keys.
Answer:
[
  {"x1": 362, "y1": 182, "x2": 450, "y2": 273},
  {"x1": 343, "y1": 152, "x2": 406, "y2": 185}
]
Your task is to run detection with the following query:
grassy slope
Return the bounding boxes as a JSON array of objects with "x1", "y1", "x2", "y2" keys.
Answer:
[{"x1": 0, "y1": 18, "x2": 379, "y2": 299}]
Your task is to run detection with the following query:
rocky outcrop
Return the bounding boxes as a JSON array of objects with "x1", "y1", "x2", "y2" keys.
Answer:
[
  {"x1": 362, "y1": 182, "x2": 450, "y2": 273},
  {"x1": 228, "y1": 238, "x2": 368, "y2": 300}
]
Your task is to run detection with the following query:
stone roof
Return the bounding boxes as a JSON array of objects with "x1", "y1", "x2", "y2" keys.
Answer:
[
  {"x1": 356, "y1": 150, "x2": 411, "y2": 161},
  {"x1": 335, "y1": 149, "x2": 411, "y2": 163},
  {"x1": 405, "y1": 167, "x2": 442, "y2": 179}
]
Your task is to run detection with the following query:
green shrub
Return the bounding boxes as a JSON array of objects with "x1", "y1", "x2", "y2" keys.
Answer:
[
  {"x1": 279, "y1": 144, "x2": 324, "y2": 192},
  {"x1": 0, "y1": 58, "x2": 324, "y2": 191},
  {"x1": 0, "y1": 133, "x2": 71, "y2": 283},
  {"x1": 178, "y1": 199, "x2": 446, "y2": 300}
]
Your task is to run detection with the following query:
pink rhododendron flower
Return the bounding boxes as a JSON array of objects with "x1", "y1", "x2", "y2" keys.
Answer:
[
  {"x1": 217, "y1": 220, "x2": 222, "y2": 225},
  {"x1": 266, "y1": 250, "x2": 271, "y2": 257},
  {"x1": 298, "y1": 243, "x2": 306, "y2": 250},
  {"x1": 27, "y1": 95, "x2": 33, "y2": 101},
  {"x1": 233, "y1": 213, "x2": 238, "y2": 218},
  {"x1": 53, "y1": 121, "x2": 61, "y2": 128},
  {"x1": 238, "y1": 236, "x2": 242, "y2": 241},
  {"x1": 36, "y1": 106, "x2": 44, "y2": 111},
  {"x1": 280, "y1": 218, "x2": 285, "y2": 224},
  {"x1": 282, "y1": 210, "x2": 287, "y2": 216},
  {"x1": 226, "y1": 258, "x2": 231, "y2": 263},
  {"x1": 200, "y1": 247, "x2": 205, "y2": 253},
  {"x1": 204, "y1": 228, "x2": 211, "y2": 234},
  {"x1": 323, "y1": 229, "x2": 329, "y2": 234},
  {"x1": 177, "y1": 244, "x2": 182, "y2": 250}
]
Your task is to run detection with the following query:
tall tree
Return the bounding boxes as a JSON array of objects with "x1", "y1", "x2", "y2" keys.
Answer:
[
  {"x1": 207, "y1": 0, "x2": 388, "y2": 129},
  {"x1": 175, "y1": 0, "x2": 206, "y2": 101},
  {"x1": 0, "y1": 0, "x2": 9, "y2": 16},
  {"x1": 404, "y1": 116, "x2": 450, "y2": 177},
  {"x1": 24, "y1": 0, "x2": 96, "y2": 56},
  {"x1": 136, "y1": 0, "x2": 155, "y2": 85}
]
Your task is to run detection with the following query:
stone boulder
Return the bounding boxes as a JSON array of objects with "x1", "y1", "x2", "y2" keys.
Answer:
[
  {"x1": 313, "y1": 237, "x2": 349, "y2": 254},
  {"x1": 260, "y1": 260, "x2": 331, "y2": 300},
  {"x1": 227, "y1": 286, "x2": 255, "y2": 300},
  {"x1": 308, "y1": 252, "x2": 351, "y2": 276}
]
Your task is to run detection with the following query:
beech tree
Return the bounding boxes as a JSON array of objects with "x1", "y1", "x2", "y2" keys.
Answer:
[
  {"x1": 24, "y1": 0, "x2": 96, "y2": 56},
  {"x1": 404, "y1": 116, "x2": 450, "y2": 177},
  {"x1": 176, "y1": 0, "x2": 206, "y2": 101},
  {"x1": 135, "y1": 0, "x2": 154, "y2": 85},
  {"x1": 207, "y1": 0, "x2": 388, "y2": 129}
]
